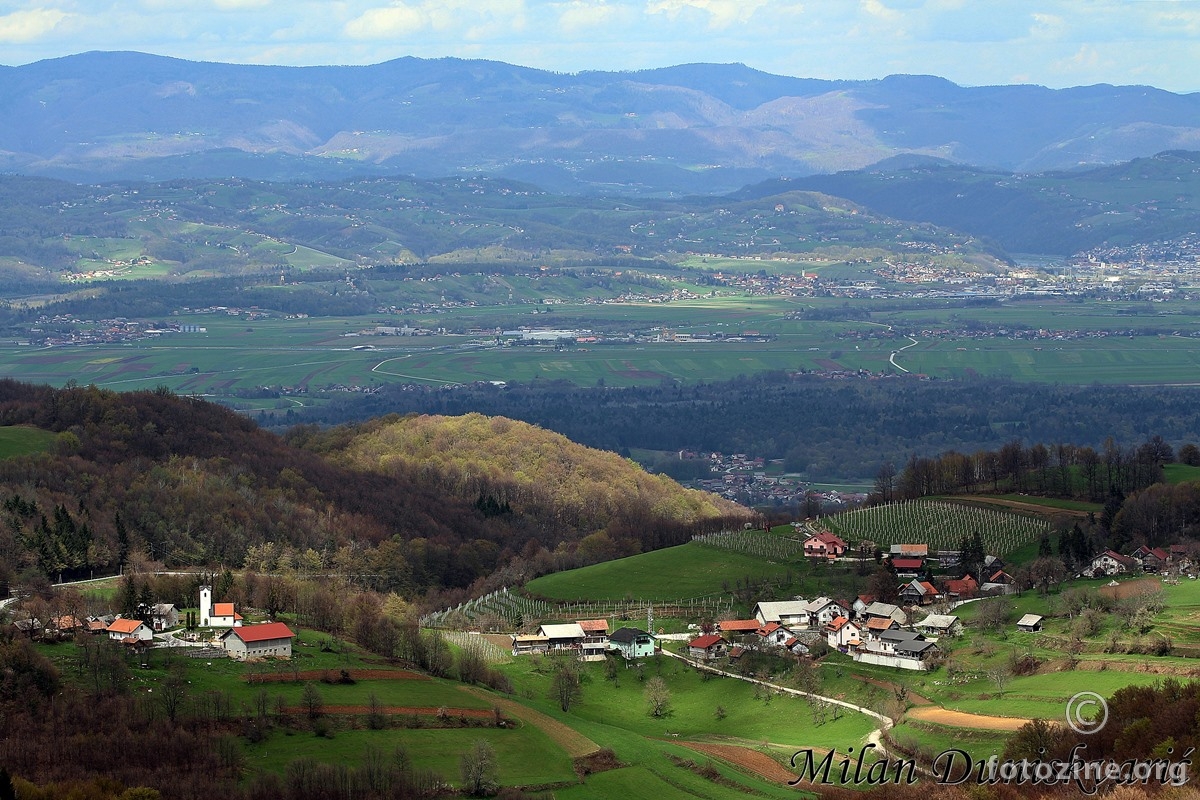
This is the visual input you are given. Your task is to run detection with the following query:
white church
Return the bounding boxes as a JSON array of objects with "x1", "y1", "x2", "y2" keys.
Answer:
[{"x1": 199, "y1": 585, "x2": 243, "y2": 628}]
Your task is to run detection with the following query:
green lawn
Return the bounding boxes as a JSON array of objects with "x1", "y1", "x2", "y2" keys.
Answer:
[{"x1": 1163, "y1": 463, "x2": 1200, "y2": 484}]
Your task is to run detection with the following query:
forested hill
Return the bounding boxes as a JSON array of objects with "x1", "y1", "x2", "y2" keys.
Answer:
[
  {"x1": 309, "y1": 412, "x2": 746, "y2": 533},
  {"x1": 0, "y1": 381, "x2": 744, "y2": 599}
]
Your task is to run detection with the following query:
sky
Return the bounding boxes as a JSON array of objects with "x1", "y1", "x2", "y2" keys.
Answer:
[{"x1": 1, "y1": 0, "x2": 1199, "y2": 92}]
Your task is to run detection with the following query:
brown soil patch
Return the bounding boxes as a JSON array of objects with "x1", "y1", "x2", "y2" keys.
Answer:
[
  {"x1": 243, "y1": 669, "x2": 428, "y2": 683},
  {"x1": 905, "y1": 706, "x2": 1029, "y2": 731},
  {"x1": 814, "y1": 359, "x2": 845, "y2": 371},
  {"x1": 676, "y1": 742, "x2": 797, "y2": 784},
  {"x1": 1099, "y1": 577, "x2": 1162, "y2": 600},
  {"x1": 459, "y1": 686, "x2": 599, "y2": 757},
  {"x1": 849, "y1": 674, "x2": 932, "y2": 705}
]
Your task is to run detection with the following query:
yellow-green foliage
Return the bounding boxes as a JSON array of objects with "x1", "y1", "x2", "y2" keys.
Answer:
[{"x1": 336, "y1": 413, "x2": 747, "y2": 530}]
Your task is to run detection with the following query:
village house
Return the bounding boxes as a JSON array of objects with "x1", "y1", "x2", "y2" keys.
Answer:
[
  {"x1": 915, "y1": 614, "x2": 961, "y2": 638},
  {"x1": 898, "y1": 579, "x2": 942, "y2": 606},
  {"x1": 803, "y1": 597, "x2": 848, "y2": 629},
  {"x1": 221, "y1": 621, "x2": 295, "y2": 660},
  {"x1": 511, "y1": 633, "x2": 550, "y2": 655},
  {"x1": 825, "y1": 616, "x2": 861, "y2": 652},
  {"x1": 536, "y1": 623, "x2": 588, "y2": 655},
  {"x1": 149, "y1": 603, "x2": 179, "y2": 631},
  {"x1": 755, "y1": 621, "x2": 796, "y2": 648},
  {"x1": 890, "y1": 544, "x2": 929, "y2": 558},
  {"x1": 980, "y1": 570, "x2": 1016, "y2": 594},
  {"x1": 106, "y1": 617, "x2": 153, "y2": 643},
  {"x1": 860, "y1": 601, "x2": 906, "y2": 625},
  {"x1": 1090, "y1": 550, "x2": 1137, "y2": 577},
  {"x1": 862, "y1": 616, "x2": 900, "y2": 643},
  {"x1": 752, "y1": 600, "x2": 810, "y2": 628},
  {"x1": 688, "y1": 633, "x2": 729, "y2": 661},
  {"x1": 890, "y1": 556, "x2": 926, "y2": 579},
  {"x1": 577, "y1": 619, "x2": 609, "y2": 660},
  {"x1": 945, "y1": 574, "x2": 979, "y2": 600},
  {"x1": 803, "y1": 531, "x2": 848, "y2": 560},
  {"x1": 718, "y1": 619, "x2": 763, "y2": 640},
  {"x1": 1130, "y1": 545, "x2": 1170, "y2": 573},
  {"x1": 855, "y1": 629, "x2": 940, "y2": 671},
  {"x1": 852, "y1": 595, "x2": 875, "y2": 617},
  {"x1": 608, "y1": 627, "x2": 656, "y2": 660}
]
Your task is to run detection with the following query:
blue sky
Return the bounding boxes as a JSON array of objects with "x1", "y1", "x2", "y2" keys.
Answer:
[{"x1": 1, "y1": 0, "x2": 1198, "y2": 92}]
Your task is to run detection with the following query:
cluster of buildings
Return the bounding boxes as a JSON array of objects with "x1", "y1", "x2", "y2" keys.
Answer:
[
  {"x1": 511, "y1": 619, "x2": 657, "y2": 661},
  {"x1": 7, "y1": 586, "x2": 295, "y2": 662}
]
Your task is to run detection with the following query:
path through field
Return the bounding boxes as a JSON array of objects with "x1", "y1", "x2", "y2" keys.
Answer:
[
  {"x1": 458, "y1": 686, "x2": 601, "y2": 757},
  {"x1": 904, "y1": 706, "x2": 1030, "y2": 730}
]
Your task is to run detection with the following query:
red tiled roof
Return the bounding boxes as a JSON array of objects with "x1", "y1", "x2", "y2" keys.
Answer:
[
  {"x1": 107, "y1": 618, "x2": 144, "y2": 634},
  {"x1": 757, "y1": 621, "x2": 784, "y2": 635},
  {"x1": 866, "y1": 618, "x2": 896, "y2": 630},
  {"x1": 891, "y1": 557, "x2": 924, "y2": 569},
  {"x1": 689, "y1": 634, "x2": 725, "y2": 649},
  {"x1": 946, "y1": 575, "x2": 978, "y2": 594},
  {"x1": 719, "y1": 619, "x2": 761, "y2": 632},
  {"x1": 213, "y1": 602, "x2": 236, "y2": 617},
  {"x1": 577, "y1": 619, "x2": 608, "y2": 633},
  {"x1": 230, "y1": 622, "x2": 295, "y2": 643},
  {"x1": 920, "y1": 582, "x2": 939, "y2": 595}
]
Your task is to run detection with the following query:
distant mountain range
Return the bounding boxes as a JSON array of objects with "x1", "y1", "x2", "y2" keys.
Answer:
[{"x1": 3, "y1": 52, "x2": 1200, "y2": 195}]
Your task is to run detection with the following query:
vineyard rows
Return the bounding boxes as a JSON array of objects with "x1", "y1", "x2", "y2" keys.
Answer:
[
  {"x1": 824, "y1": 500, "x2": 1051, "y2": 556},
  {"x1": 691, "y1": 529, "x2": 804, "y2": 560},
  {"x1": 441, "y1": 631, "x2": 511, "y2": 664},
  {"x1": 420, "y1": 587, "x2": 554, "y2": 630}
]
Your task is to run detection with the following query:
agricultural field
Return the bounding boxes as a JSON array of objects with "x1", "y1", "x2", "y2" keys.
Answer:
[
  {"x1": 823, "y1": 499, "x2": 1052, "y2": 556},
  {"x1": 523, "y1": 540, "x2": 808, "y2": 603}
]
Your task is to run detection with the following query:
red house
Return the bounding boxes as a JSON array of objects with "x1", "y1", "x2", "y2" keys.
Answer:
[{"x1": 803, "y1": 531, "x2": 849, "y2": 560}]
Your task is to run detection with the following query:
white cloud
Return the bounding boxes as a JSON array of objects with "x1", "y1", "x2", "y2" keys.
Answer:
[
  {"x1": 345, "y1": 4, "x2": 429, "y2": 38},
  {"x1": 645, "y1": 0, "x2": 771, "y2": 29},
  {"x1": 557, "y1": 1, "x2": 619, "y2": 34},
  {"x1": 0, "y1": 8, "x2": 70, "y2": 43}
]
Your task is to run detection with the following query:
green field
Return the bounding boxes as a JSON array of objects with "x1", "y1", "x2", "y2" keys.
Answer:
[
  {"x1": 524, "y1": 541, "x2": 806, "y2": 602},
  {"x1": 7, "y1": 295, "x2": 1200, "y2": 397},
  {"x1": 0, "y1": 425, "x2": 57, "y2": 458}
]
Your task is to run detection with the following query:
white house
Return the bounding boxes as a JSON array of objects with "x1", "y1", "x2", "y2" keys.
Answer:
[
  {"x1": 825, "y1": 616, "x2": 861, "y2": 651},
  {"x1": 106, "y1": 617, "x2": 153, "y2": 642},
  {"x1": 803, "y1": 597, "x2": 848, "y2": 629},
  {"x1": 220, "y1": 622, "x2": 295, "y2": 660},
  {"x1": 1090, "y1": 550, "x2": 1136, "y2": 577}
]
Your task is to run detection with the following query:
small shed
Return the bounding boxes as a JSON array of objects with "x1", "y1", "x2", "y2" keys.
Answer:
[{"x1": 1016, "y1": 614, "x2": 1044, "y2": 633}]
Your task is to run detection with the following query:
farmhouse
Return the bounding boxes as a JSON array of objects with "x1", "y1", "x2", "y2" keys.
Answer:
[
  {"x1": 221, "y1": 621, "x2": 295, "y2": 660},
  {"x1": 890, "y1": 557, "x2": 925, "y2": 579},
  {"x1": 803, "y1": 531, "x2": 848, "y2": 560},
  {"x1": 855, "y1": 629, "x2": 940, "y2": 671},
  {"x1": 106, "y1": 617, "x2": 153, "y2": 642},
  {"x1": 915, "y1": 614, "x2": 961, "y2": 637},
  {"x1": 860, "y1": 601, "x2": 906, "y2": 625},
  {"x1": 1131, "y1": 546, "x2": 1170, "y2": 572},
  {"x1": 1090, "y1": 550, "x2": 1136, "y2": 577},
  {"x1": 1016, "y1": 614, "x2": 1044, "y2": 632},
  {"x1": 981, "y1": 570, "x2": 1016, "y2": 594},
  {"x1": 688, "y1": 633, "x2": 728, "y2": 661},
  {"x1": 609, "y1": 627, "x2": 656, "y2": 660},
  {"x1": 537, "y1": 623, "x2": 587, "y2": 655},
  {"x1": 511, "y1": 634, "x2": 550, "y2": 655},
  {"x1": 755, "y1": 621, "x2": 796, "y2": 648},
  {"x1": 752, "y1": 600, "x2": 809, "y2": 628},
  {"x1": 862, "y1": 616, "x2": 900, "y2": 642},
  {"x1": 718, "y1": 619, "x2": 762, "y2": 637},
  {"x1": 577, "y1": 619, "x2": 609, "y2": 660}
]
